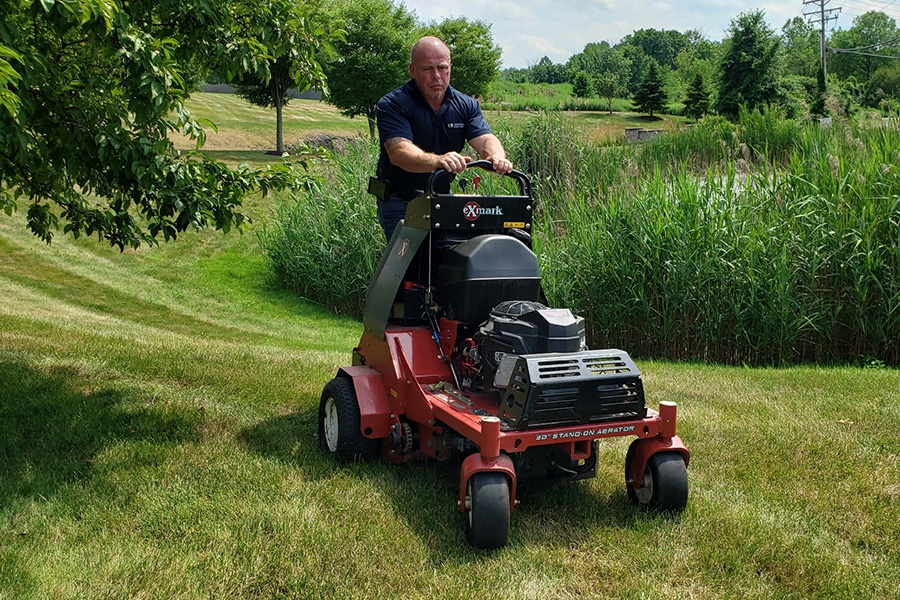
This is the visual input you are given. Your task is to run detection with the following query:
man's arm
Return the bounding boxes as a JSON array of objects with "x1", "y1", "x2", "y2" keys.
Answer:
[
  {"x1": 383, "y1": 137, "x2": 470, "y2": 174},
  {"x1": 468, "y1": 133, "x2": 513, "y2": 175}
]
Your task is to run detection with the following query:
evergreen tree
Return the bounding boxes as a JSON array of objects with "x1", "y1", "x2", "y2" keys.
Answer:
[
  {"x1": 811, "y1": 66, "x2": 827, "y2": 116},
  {"x1": 715, "y1": 10, "x2": 780, "y2": 120},
  {"x1": 684, "y1": 72, "x2": 710, "y2": 121},
  {"x1": 572, "y1": 71, "x2": 593, "y2": 98},
  {"x1": 634, "y1": 61, "x2": 667, "y2": 117}
]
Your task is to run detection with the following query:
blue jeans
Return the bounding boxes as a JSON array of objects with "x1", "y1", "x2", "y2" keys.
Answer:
[{"x1": 377, "y1": 195, "x2": 409, "y2": 242}]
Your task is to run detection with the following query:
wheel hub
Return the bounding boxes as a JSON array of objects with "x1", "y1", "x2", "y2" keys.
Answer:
[
  {"x1": 634, "y1": 472, "x2": 653, "y2": 504},
  {"x1": 323, "y1": 396, "x2": 339, "y2": 452}
]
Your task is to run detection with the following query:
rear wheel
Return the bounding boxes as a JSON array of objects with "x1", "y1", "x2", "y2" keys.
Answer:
[
  {"x1": 625, "y1": 441, "x2": 688, "y2": 512},
  {"x1": 465, "y1": 472, "x2": 510, "y2": 549},
  {"x1": 318, "y1": 377, "x2": 378, "y2": 463}
]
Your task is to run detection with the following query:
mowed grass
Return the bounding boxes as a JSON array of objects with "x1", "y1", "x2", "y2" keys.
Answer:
[
  {"x1": 172, "y1": 91, "x2": 684, "y2": 156},
  {"x1": 172, "y1": 93, "x2": 369, "y2": 154},
  {"x1": 1, "y1": 100, "x2": 899, "y2": 598},
  {"x1": 3, "y1": 207, "x2": 899, "y2": 599},
  {"x1": 487, "y1": 108, "x2": 686, "y2": 145}
]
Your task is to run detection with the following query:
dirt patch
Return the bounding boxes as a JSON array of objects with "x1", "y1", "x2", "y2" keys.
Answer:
[
  {"x1": 287, "y1": 134, "x2": 360, "y2": 154},
  {"x1": 170, "y1": 130, "x2": 269, "y2": 151}
]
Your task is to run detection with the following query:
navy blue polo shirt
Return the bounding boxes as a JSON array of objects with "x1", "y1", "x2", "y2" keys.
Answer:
[{"x1": 376, "y1": 80, "x2": 492, "y2": 201}]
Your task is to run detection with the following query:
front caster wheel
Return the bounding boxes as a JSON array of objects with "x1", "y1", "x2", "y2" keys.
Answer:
[
  {"x1": 625, "y1": 440, "x2": 688, "y2": 512},
  {"x1": 465, "y1": 472, "x2": 510, "y2": 549},
  {"x1": 318, "y1": 377, "x2": 378, "y2": 463}
]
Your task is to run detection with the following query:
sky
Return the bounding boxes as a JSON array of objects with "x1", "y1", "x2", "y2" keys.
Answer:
[{"x1": 399, "y1": 1, "x2": 889, "y2": 68}]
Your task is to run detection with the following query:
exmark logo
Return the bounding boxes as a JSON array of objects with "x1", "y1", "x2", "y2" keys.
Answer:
[{"x1": 463, "y1": 201, "x2": 503, "y2": 221}]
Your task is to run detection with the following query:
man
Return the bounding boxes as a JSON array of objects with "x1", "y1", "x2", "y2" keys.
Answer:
[{"x1": 373, "y1": 36, "x2": 513, "y2": 240}]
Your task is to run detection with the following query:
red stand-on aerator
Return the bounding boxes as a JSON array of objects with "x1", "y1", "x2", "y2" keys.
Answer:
[{"x1": 318, "y1": 162, "x2": 689, "y2": 548}]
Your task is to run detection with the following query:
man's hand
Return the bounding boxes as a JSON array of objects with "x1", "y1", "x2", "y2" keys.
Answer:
[
  {"x1": 485, "y1": 155, "x2": 513, "y2": 175},
  {"x1": 436, "y1": 151, "x2": 470, "y2": 173},
  {"x1": 469, "y1": 133, "x2": 513, "y2": 175}
]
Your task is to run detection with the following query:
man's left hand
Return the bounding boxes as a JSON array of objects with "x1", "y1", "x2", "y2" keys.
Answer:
[{"x1": 487, "y1": 155, "x2": 513, "y2": 175}]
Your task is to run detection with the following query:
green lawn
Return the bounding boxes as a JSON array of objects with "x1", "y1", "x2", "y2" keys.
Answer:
[
  {"x1": 174, "y1": 93, "x2": 369, "y2": 154},
  {"x1": 1, "y1": 96, "x2": 898, "y2": 599},
  {"x1": 176, "y1": 92, "x2": 685, "y2": 159},
  {"x1": 487, "y1": 107, "x2": 687, "y2": 144}
]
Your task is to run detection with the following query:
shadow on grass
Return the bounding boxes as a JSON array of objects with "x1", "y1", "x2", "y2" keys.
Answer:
[
  {"x1": 238, "y1": 407, "x2": 324, "y2": 470},
  {"x1": 241, "y1": 410, "x2": 678, "y2": 559},
  {"x1": 0, "y1": 355, "x2": 201, "y2": 506}
]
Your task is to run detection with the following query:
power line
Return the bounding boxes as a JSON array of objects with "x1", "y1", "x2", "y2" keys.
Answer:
[
  {"x1": 835, "y1": 0, "x2": 900, "y2": 18},
  {"x1": 834, "y1": 33, "x2": 900, "y2": 50},
  {"x1": 829, "y1": 48, "x2": 900, "y2": 56}
]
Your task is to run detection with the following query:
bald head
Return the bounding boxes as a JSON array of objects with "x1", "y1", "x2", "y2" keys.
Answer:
[
  {"x1": 409, "y1": 36, "x2": 452, "y2": 108},
  {"x1": 410, "y1": 36, "x2": 451, "y2": 64}
]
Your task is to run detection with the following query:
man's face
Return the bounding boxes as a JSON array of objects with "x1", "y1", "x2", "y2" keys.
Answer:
[{"x1": 410, "y1": 42, "x2": 451, "y2": 104}]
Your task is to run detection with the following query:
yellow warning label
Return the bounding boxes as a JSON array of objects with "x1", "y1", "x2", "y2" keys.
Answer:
[{"x1": 503, "y1": 222, "x2": 526, "y2": 229}]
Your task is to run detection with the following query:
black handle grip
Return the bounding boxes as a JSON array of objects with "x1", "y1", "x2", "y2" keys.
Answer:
[{"x1": 426, "y1": 160, "x2": 532, "y2": 197}]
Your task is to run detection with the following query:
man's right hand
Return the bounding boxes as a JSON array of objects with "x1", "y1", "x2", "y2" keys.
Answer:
[{"x1": 436, "y1": 151, "x2": 470, "y2": 174}]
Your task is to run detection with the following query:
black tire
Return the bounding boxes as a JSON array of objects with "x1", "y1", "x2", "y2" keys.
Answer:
[
  {"x1": 318, "y1": 377, "x2": 378, "y2": 463},
  {"x1": 465, "y1": 472, "x2": 511, "y2": 549},
  {"x1": 625, "y1": 444, "x2": 688, "y2": 512}
]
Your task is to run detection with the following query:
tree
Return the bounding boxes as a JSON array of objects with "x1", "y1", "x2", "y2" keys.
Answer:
[
  {"x1": 424, "y1": 17, "x2": 502, "y2": 98},
  {"x1": 811, "y1": 66, "x2": 827, "y2": 116},
  {"x1": 634, "y1": 61, "x2": 667, "y2": 117},
  {"x1": 572, "y1": 71, "x2": 593, "y2": 98},
  {"x1": 619, "y1": 44, "x2": 651, "y2": 96},
  {"x1": 527, "y1": 56, "x2": 567, "y2": 84},
  {"x1": 864, "y1": 63, "x2": 900, "y2": 106},
  {"x1": 322, "y1": 0, "x2": 415, "y2": 139},
  {"x1": 235, "y1": 58, "x2": 295, "y2": 155},
  {"x1": 781, "y1": 16, "x2": 819, "y2": 79},
  {"x1": 684, "y1": 72, "x2": 710, "y2": 120},
  {"x1": 566, "y1": 42, "x2": 630, "y2": 86},
  {"x1": 232, "y1": 4, "x2": 333, "y2": 154},
  {"x1": 716, "y1": 10, "x2": 781, "y2": 120},
  {"x1": 619, "y1": 28, "x2": 691, "y2": 70},
  {"x1": 830, "y1": 11, "x2": 899, "y2": 88},
  {"x1": 594, "y1": 74, "x2": 620, "y2": 113},
  {"x1": 672, "y1": 47, "x2": 716, "y2": 106},
  {"x1": 0, "y1": 0, "x2": 329, "y2": 249}
]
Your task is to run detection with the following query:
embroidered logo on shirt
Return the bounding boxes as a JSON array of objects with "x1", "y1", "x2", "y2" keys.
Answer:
[{"x1": 447, "y1": 123, "x2": 464, "y2": 129}]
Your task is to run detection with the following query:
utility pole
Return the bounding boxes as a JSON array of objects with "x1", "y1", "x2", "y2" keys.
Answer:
[{"x1": 803, "y1": 0, "x2": 841, "y2": 77}]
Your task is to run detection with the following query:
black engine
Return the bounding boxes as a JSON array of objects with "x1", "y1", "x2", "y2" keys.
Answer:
[
  {"x1": 474, "y1": 300, "x2": 586, "y2": 388},
  {"x1": 434, "y1": 234, "x2": 647, "y2": 430},
  {"x1": 466, "y1": 300, "x2": 647, "y2": 430}
]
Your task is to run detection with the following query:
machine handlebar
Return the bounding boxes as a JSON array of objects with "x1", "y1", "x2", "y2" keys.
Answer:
[{"x1": 426, "y1": 160, "x2": 533, "y2": 198}]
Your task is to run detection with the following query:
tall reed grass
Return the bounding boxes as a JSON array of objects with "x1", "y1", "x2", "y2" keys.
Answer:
[
  {"x1": 261, "y1": 110, "x2": 900, "y2": 366},
  {"x1": 258, "y1": 139, "x2": 383, "y2": 316}
]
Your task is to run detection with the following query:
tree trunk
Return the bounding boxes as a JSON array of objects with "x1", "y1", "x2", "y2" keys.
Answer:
[
  {"x1": 276, "y1": 101, "x2": 284, "y2": 154},
  {"x1": 367, "y1": 105, "x2": 377, "y2": 140}
]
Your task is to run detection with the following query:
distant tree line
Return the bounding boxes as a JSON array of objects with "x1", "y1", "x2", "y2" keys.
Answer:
[{"x1": 502, "y1": 9, "x2": 900, "y2": 120}]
